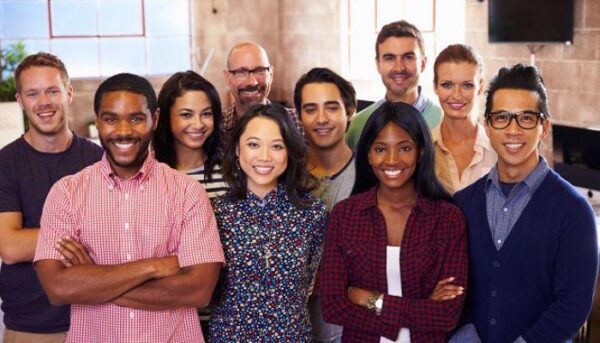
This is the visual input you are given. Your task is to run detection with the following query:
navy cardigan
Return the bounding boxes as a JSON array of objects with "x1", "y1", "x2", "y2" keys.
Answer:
[{"x1": 455, "y1": 169, "x2": 598, "y2": 343}]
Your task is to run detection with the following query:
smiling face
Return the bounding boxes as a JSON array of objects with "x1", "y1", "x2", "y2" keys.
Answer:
[
  {"x1": 376, "y1": 36, "x2": 426, "y2": 103},
  {"x1": 300, "y1": 82, "x2": 350, "y2": 150},
  {"x1": 237, "y1": 116, "x2": 288, "y2": 198},
  {"x1": 224, "y1": 44, "x2": 272, "y2": 115},
  {"x1": 368, "y1": 122, "x2": 418, "y2": 193},
  {"x1": 169, "y1": 90, "x2": 214, "y2": 155},
  {"x1": 97, "y1": 91, "x2": 157, "y2": 179},
  {"x1": 434, "y1": 62, "x2": 483, "y2": 120},
  {"x1": 485, "y1": 88, "x2": 550, "y2": 182},
  {"x1": 16, "y1": 66, "x2": 73, "y2": 137}
]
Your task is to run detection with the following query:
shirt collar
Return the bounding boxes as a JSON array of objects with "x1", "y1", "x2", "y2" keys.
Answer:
[
  {"x1": 383, "y1": 86, "x2": 428, "y2": 113},
  {"x1": 431, "y1": 122, "x2": 491, "y2": 152},
  {"x1": 100, "y1": 152, "x2": 156, "y2": 187},
  {"x1": 246, "y1": 182, "x2": 286, "y2": 206},
  {"x1": 224, "y1": 100, "x2": 272, "y2": 131},
  {"x1": 357, "y1": 185, "x2": 435, "y2": 215},
  {"x1": 485, "y1": 156, "x2": 549, "y2": 193}
]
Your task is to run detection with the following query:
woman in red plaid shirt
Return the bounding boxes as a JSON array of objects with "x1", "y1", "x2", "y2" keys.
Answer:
[{"x1": 320, "y1": 102, "x2": 468, "y2": 342}]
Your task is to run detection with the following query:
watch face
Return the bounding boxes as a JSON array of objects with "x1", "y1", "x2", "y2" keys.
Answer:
[{"x1": 375, "y1": 297, "x2": 383, "y2": 309}]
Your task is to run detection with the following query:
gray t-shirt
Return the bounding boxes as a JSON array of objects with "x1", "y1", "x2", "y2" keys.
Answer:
[{"x1": 313, "y1": 157, "x2": 356, "y2": 211}]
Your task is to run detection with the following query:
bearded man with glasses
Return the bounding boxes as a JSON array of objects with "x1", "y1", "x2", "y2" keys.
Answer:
[
  {"x1": 450, "y1": 64, "x2": 598, "y2": 343},
  {"x1": 222, "y1": 42, "x2": 304, "y2": 138}
]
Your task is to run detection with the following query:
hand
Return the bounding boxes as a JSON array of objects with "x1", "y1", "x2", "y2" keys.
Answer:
[
  {"x1": 429, "y1": 277, "x2": 464, "y2": 301},
  {"x1": 347, "y1": 286, "x2": 372, "y2": 307},
  {"x1": 151, "y1": 256, "x2": 180, "y2": 279},
  {"x1": 55, "y1": 236, "x2": 94, "y2": 267}
]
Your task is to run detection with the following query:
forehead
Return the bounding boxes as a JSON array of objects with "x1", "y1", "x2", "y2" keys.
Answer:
[
  {"x1": 377, "y1": 36, "x2": 421, "y2": 57},
  {"x1": 301, "y1": 82, "x2": 342, "y2": 103},
  {"x1": 99, "y1": 91, "x2": 150, "y2": 114},
  {"x1": 241, "y1": 116, "x2": 282, "y2": 140},
  {"x1": 436, "y1": 62, "x2": 479, "y2": 80},
  {"x1": 18, "y1": 66, "x2": 66, "y2": 89},
  {"x1": 228, "y1": 46, "x2": 270, "y2": 69},
  {"x1": 491, "y1": 89, "x2": 540, "y2": 111},
  {"x1": 374, "y1": 122, "x2": 412, "y2": 142}
]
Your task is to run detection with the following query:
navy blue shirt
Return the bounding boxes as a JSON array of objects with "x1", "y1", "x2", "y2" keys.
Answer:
[
  {"x1": 0, "y1": 134, "x2": 103, "y2": 333},
  {"x1": 455, "y1": 170, "x2": 598, "y2": 343}
]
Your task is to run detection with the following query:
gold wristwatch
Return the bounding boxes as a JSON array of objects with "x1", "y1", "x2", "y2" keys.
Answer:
[{"x1": 366, "y1": 291, "x2": 383, "y2": 315}]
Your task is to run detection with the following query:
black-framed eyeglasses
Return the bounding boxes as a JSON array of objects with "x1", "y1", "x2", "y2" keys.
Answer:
[
  {"x1": 486, "y1": 111, "x2": 546, "y2": 130},
  {"x1": 228, "y1": 66, "x2": 271, "y2": 80}
]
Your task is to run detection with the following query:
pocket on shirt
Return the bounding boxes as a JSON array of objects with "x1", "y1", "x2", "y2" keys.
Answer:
[
  {"x1": 339, "y1": 241, "x2": 371, "y2": 280},
  {"x1": 141, "y1": 218, "x2": 175, "y2": 257}
]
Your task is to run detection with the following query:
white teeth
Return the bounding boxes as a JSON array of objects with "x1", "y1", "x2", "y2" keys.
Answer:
[
  {"x1": 384, "y1": 169, "x2": 402, "y2": 177},
  {"x1": 115, "y1": 142, "x2": 134, "y2": 150},
  {"x1": 505, "y1": 143, "x2": 523, "y2": 150},
  {"x1": 38, "y1": 111, "x2": 54, "y2": 117},
  {"x1": 186, "y1": 132, "x2": 204, "y2": 138},
  {"x1": 253, "y1": 166, "x2": 273, "y2": 174},
  {"x1": 314, "y1": 128, "x2": 332, "y2": 134}
]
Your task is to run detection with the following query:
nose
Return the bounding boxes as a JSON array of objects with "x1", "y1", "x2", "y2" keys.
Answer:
[
  {"x1": 384, "y1": 149, "x2": 399, "y2": 165},
  {"x1": 191, "y1": 114, "x2": 203, "y2": 129},
  {"x1": 116, "y1": 120, "x2": 133, "y2": 136},
  {"x1": 451, "y1": 85, "x2": 462, "y2": 99},
  {"x1": 505, "y1": 116, "x2": 522, "y2": 135},
  {"x1": 316, "y1": 108, "x2": 328, "y2": 124},
  {"x1": 259, "y1": 146, "x2": 272, "y2": 161}
]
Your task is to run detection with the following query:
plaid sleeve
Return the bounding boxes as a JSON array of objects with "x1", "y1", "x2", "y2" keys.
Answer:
[
  {"x1": 380, "y1": 207, "x2": 468, "y2": 331},
  {"x1": 34, "y1": 180, "x2": 77, "y2": 262},
  {"x1": 319, "y1": 205, "x2": 388, "y2": 334},
  {"x1": 176, "y1": 180, "x2": 224, "y2": 268}
]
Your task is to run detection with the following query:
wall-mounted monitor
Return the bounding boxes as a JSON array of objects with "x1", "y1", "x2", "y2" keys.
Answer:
[{"x1": 488, "y1": 0, "x2": 574, "y2": 44}]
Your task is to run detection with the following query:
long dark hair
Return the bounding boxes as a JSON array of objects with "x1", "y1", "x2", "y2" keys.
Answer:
[
  {"x1": 153, "y1": 70, "x2": 223, "y2": 179},
  {"x1": 223, "y1": 103, "x2": 317, "y2": 208},
  {"x1": 351, "y1": 102, "x2": 451, "y2": 202}
]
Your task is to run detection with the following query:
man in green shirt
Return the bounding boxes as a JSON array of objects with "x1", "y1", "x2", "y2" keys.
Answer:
[{"x1": 346, "y1": 20, "x2": 442, "y2": 149}]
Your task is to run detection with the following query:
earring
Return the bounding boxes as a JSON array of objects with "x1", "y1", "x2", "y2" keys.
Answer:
[{"x1": 235, "y1": 158, "x2": 241, "y2": 171}]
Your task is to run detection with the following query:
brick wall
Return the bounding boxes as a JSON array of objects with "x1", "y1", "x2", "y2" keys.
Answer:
[{"x1": 465, "y1": 0, "x2": 600, "y2": 128}]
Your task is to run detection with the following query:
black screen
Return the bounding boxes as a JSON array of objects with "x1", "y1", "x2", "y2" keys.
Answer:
[
  {"x1": 488, "y1": 0, "x2": 574, "y2": 43},
  {"x1": 553, "y1": 124, "x2": 600, "y2": 191}
]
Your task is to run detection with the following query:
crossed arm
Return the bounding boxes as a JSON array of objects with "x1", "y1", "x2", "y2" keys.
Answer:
[
  {"x1": 0, "y1": 212, "x2": 39, "y2": 264},
  {"x1": 36, "y1": 238, "x2": 220, "y2": 310}
]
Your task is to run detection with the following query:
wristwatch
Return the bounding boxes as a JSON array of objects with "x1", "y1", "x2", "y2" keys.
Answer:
[{"x1": 366, "y1": 291, "x2": 384, "y2": 315}]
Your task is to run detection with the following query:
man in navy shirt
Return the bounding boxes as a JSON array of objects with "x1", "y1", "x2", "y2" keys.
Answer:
[
  {"x1": 452, "y1": 64, "x2": 598, "y2": 343},
  {"x1": 0, "y1": 53, "x2": 103, "y2": 342}
]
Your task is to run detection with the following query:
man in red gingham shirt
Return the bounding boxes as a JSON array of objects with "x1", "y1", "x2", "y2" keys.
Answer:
[{"x1": 34, "y1": 73, "x2": 224, "y2": 343}]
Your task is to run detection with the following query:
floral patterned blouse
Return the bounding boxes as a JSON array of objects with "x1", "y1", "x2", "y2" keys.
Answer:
[{"x1": 209, "y1": 184, "x2": 328, "y2": 342}]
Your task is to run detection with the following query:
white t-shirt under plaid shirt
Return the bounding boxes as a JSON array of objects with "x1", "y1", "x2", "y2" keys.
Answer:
[{"x1": 34, "y1": 154, "x2": 224, "y2": 343}]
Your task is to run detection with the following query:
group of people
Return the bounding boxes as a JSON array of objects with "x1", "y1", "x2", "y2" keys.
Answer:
[{"x1": 0, "y1": 19, "x2": 597, "y2": 343}]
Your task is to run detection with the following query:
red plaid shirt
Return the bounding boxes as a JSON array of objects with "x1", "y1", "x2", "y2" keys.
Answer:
[
  {"x1": 320, "y1": 186, "x2": 468, "y2": 343},
  {"x1": 35, "y1": 154, "x2": 224, "y2": 343}
]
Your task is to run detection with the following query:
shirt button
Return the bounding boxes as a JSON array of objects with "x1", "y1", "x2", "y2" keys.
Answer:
[
  {"x1": 497, "y1": 239, "x2": 502, "y2": 244},
  {"x1": 493, "y1": 261, "x2": 500, "y2": 268},
  {"x1": 124, "y1": 193, "x2": 129, "y2": 200},
  {"x1": 490, "y1": 318, "x2": 496, "y2": 325},
  {"x1": 491, "y1": 290, "x2": 497, "y2": 297},
  {"x1": 129, "y1": 311, "x2": 134, "y2": 319},
  {"x1": 126, "y1": 253, "x2": 132, "y2": 261},
  {"x1": 124, "y1": 223, "x2": 129, "y2": 230},
  {"x1": 502, "y1": 207, "x2": 508, "y2": 212},
  {"x1": 139, "y1": 186, "x2": 145, "y2": 192}
]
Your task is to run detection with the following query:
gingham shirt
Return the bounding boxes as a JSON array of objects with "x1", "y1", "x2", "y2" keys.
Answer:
[
  {"x1": 320, "y1": 186, "x2": 468, "y2": 343},
  {"x1": 35, "y1": 154, "x2": 224, "y2": 343}
]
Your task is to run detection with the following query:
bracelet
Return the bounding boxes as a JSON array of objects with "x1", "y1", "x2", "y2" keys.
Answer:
[{"x1": 366, "y1": 291, "x2": 383, "y2": 315}]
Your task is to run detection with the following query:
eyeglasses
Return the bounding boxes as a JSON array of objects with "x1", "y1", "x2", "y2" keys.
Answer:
[
  {"x1": 486, "y1": 111, "x2": 545, "y2": 130},
  {"x1": 228, "y1": 66, "x2": 271, "y2": 80}
]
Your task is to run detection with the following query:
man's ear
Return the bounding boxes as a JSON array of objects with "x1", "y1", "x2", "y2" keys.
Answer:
[
  {"x1": 541, "y1": 118, "x2": 551, "y2": 139},
  {"x1": 152, "y1": 108, "x2": 160, "y2": 130},
  {"x1": 420, "y1": 55, "x2": 427, "y2": 73}
]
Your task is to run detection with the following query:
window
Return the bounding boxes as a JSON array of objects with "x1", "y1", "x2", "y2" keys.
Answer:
[
  {"x1": 0, "y1": 0, "x2": 191, "y2": 77},
  {"x1": 345, "y1": 0, "x2": 465, "y2": 100}
]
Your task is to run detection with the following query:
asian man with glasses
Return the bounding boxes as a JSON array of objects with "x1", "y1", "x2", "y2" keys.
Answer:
[{"x1": 450, "y1": 64, "x2": 598, "y2": 343}]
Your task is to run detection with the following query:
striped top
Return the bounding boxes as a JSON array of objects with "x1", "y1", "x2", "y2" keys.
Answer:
[{"x1": 184, "y1": 165, "x2": 229, "y2": 199}]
